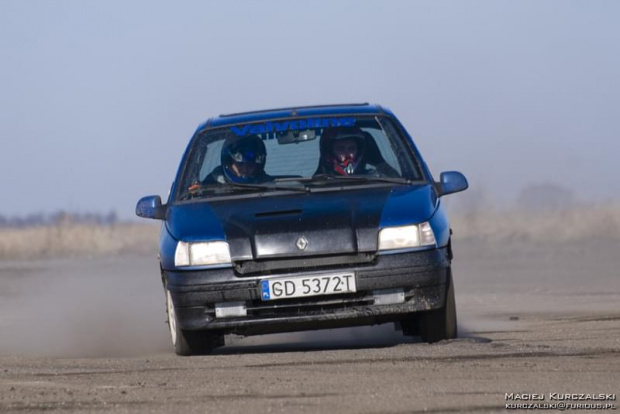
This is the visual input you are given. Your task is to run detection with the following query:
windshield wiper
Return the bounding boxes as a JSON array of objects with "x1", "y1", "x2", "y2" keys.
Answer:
[
  {"x1": 275, "y1": 174, "x2": 413, "y2": 185},
  {"x1": 180, "y1": 175, "x2": 410, "y2": 200},
  {"x1": 219, "y1": 182, "x2": 307, "y2": 193},
  {"x1": 179, "y1": 182, "x2": 307, "y2": 200}
]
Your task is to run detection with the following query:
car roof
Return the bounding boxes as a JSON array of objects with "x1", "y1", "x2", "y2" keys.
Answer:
[{"x1": 195, "y1": 103, "x2": 391, "y2": 131}]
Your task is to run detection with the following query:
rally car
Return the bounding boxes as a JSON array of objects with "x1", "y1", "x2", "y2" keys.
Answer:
[{"x1": 136, "y1": 103, "x2": 468, "y2": 355}]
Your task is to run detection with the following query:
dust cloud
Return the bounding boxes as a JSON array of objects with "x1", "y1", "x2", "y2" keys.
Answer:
[{"x1": 0, "y1": 255, "x2": 170, "y2": 357}]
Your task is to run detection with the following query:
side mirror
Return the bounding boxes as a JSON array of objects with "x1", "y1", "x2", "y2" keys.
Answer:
[
  {"x1": 438, "y1": 171, "x2": 468, "y2": 197},
  {"x1": 136, "y1": 195, "x2": 167, "y2": 220}
]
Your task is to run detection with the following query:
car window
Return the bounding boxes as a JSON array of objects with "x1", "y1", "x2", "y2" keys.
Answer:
[
  {"x1": 198, "y1": 139, "x2": 224, "y2": 182},
  {"x1": 364, "y1": 128, "x2": 402, "y2": 176},
  {"x1": 177, "y1": 115, "x2": 423, "y2": 200},
  {"x1": 263, "y1": 134, "x2": 321, "y2": 177}
]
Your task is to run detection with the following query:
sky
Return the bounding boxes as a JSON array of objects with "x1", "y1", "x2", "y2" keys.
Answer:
[{"x1": 1, "y1": 0, "x2": 618, "y2": 219}]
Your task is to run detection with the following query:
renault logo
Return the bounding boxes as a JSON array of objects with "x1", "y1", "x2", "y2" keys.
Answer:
[{"x1": 296, "y1": 236, "x2": 308, "y2": 251}]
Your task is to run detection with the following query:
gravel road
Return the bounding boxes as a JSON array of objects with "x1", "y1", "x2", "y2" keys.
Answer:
[{"x1": 1, "y1": 239, "x2": 619, "y2": 413}]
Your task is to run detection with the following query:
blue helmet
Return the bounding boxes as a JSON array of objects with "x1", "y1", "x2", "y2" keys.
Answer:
[{"x1": 221, "y1": 135, "x2": 267, "y2": 183}]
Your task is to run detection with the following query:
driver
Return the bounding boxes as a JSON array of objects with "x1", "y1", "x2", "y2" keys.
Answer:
[{"x1": 204, "y1": 135, "x2": 271, "y2": 184}]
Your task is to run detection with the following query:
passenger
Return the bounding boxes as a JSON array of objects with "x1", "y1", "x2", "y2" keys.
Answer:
[
  {"x1": 315, "y1": 126, "x2": 398, "y2": 177},
  {"x1": 204, "y1": 135, "x2": 271, "y2": 184},
  {"x1": 315, "y1": 126, "x2": 367, "y2": 176}
]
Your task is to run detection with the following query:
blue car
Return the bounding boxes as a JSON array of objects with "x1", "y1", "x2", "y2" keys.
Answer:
[{"x1": 136, "y1": 103, "x2": 468, "y2": 355}]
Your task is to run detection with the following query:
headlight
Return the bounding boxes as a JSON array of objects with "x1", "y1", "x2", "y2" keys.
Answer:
[
  {"x1": 174, "y1": 241, "x2": 232, "y2": 267},
  {"x1": 378, "y1": 222, "x2": 436, "y2": 251}
]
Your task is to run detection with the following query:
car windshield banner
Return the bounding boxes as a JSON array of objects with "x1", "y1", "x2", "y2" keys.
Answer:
[{"x1": 231, "y1": 117, "x2": 356, "y2": 137}]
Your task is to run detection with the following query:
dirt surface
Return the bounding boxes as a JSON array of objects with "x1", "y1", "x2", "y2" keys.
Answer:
[{"x1": 0, "y1": 239, "x2": 619, "y2": 413}]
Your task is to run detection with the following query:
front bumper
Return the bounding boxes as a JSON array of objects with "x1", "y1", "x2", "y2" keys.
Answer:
[{"x1": 164, "y1": 248, "x2": 450, "y2": 335}]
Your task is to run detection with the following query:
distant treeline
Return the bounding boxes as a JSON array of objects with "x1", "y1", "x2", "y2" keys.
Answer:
[{"x1": 0, "y1": 211, "x2": 119, "y2": 228}]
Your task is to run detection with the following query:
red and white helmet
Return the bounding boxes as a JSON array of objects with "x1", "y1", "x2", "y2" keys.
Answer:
[{"x1": 319, "y1": 126, "x2": 366, "y2": 175}]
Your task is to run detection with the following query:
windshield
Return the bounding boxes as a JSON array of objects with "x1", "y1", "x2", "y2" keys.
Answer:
[{"x1": 176, "y1": 115, "x2": 424, "y2": 201}]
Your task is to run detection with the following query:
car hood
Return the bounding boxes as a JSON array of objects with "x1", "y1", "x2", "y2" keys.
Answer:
[{"x1": 166, "y1": 184, "x2": 437, "y2": 261}]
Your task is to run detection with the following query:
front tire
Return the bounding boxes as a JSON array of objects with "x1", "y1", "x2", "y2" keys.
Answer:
[
  {"x1": 419, "y1": 269, "x2": 457, "y2": 343},
  {"x1": 166, "y1": 290, "x2": 223, "y2": 356}
]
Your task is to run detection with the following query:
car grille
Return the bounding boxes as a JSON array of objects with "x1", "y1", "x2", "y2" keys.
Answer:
[
  {"x1": 245, "y1": 292, "x2": 374, "y2": 318},
  {"x1": 233, "y1": 253, "x2": 377, "y2": 276}
]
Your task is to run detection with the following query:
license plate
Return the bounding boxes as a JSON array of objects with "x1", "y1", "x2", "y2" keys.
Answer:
[{"x1": 260, "y1": 273, "x2": 356, "y2": 301}]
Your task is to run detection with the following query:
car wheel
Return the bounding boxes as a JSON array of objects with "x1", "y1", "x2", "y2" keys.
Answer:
[
  {"x1": 419, "y1": 268, "x2": 457, "y2": 343},
  {"x1": 165, "y1": 290, "x2": 223, "y2": 356}
]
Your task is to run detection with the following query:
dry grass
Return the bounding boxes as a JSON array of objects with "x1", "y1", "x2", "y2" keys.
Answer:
[
  {"x1": 451, "y1": 203, "x2": 620, "y2": 243},
  {"x1": 0, "y1": 223, "x2": 160, "y2": 260},
  {"x1": 1, "y1": 204, "x2": 618, "y2": 260}
]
